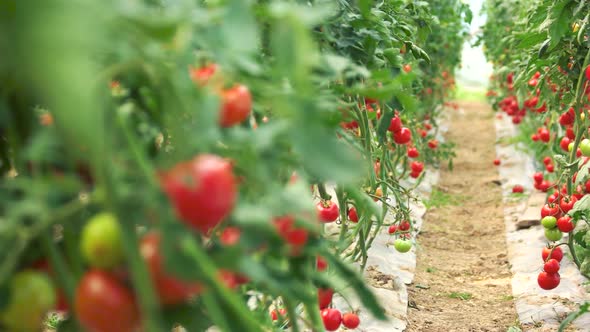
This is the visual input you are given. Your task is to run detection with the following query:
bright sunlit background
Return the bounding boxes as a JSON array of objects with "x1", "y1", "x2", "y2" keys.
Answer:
[{"x1": 456, "y1": 0, "x2": 493, "y2": 89}]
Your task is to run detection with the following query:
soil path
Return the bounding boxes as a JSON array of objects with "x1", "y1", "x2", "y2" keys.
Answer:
[{"x1": 407, "y1": 101, "x2": 518, "y2": 331}]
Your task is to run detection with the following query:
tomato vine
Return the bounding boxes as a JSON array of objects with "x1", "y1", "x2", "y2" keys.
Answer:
[{"x1": 0, "y1": 0, "x2": 470, "y2": 331}]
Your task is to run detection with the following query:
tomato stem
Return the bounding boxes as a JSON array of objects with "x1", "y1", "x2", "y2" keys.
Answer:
[
  {"x1": 117, "y1": 217, "x2": 164, "y2": 332},
  {"x1": 317, "y1": 183, "x2": 332, "y2": 201}
]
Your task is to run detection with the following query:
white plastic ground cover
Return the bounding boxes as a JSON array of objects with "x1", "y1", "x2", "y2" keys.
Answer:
[{"x1": 494, "y1": 114, "x2": 590, "y2": 331}]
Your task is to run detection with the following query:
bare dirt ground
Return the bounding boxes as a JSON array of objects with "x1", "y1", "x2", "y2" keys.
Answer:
[{"x1": 407, "y1": 101, "x2": 519, "y2": 332}]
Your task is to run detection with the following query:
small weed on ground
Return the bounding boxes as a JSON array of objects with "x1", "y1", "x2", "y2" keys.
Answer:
[
  {"x1": 424, "y1": 188, "x2": 464, "y2": 209},
  {"x1": 448, "y1": 292, "x2": 472, "y2": 300},
  {"x1": 501, "y1": 295, "x2": 515, "y2": 301}
]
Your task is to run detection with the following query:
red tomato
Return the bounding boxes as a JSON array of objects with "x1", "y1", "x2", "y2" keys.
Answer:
[
  {"x1": 533, "y1": 172, "x2": 544, "y2": 184},
  {"x1": 140, "y1": 233, "x2": 203, "y2": 306},
  {"x1": 219, "y1": 270, "x2": 249, "y2": 290},
  {"x1": 321, "y1": 308, "x2": 342, "y2": 331},
  {"x1": 528, "y1": 78, "x2": 538, "y2": 87},
  {"x1": 407, "y1": 147, "x2": 419, "y2": 158},
  {"x1": 540, "y1": 203, "x2": 559, "y2": 218},
  {"x1": 347, "y1": 207, "x2": 359, "y2": 223},
  {"x1": 512, "y1": 116, "x2": 522, "y2": 125},
  {"x1": 273, "y1": 216, "x2": 309, "y2": 247},
  {"x1": 283, "y1": 228, "x2": 308, "y2": 247},
  {"x1": 318, "y1": 288, "x2": 334, "y2": 309},
  {"x1": 75, "y1": 270, "x2": 140, "y2": 332},
  {"x1": 402, "y1": 64, "x2": 412, "y2": 73},
  {"x1": 559, "y1": 109, "x2": 575, "y2": 126},
  {"x1": 543, "y1": 259, "x2": 560, "y2": 274},
  {"x1": 427, "y1": 139, "x2": 438, "y2": 149},
  {"x1": 189, "y1": 63, "x2": 218, "y2": 86},
  {"x1": 317, "y1": 200, "x2": 339, "y2": 223},
  {"x1": 538, "y1": 128, "x2": 550, "y2": 142},
  {"x1": 342, "y1": 312, "x2": 360, "y2": 329},
  {"x1": 493, "y1": 158, "x2": 501, "y2": 166},
  {"x1": 537, "y1": 180, "x2": 551, "y2": 192},
  {"x1": 556, "y1": 216, "x2": 574, "y2": 232},
  {"x1": 512, "y1": 185, "x2": 524, "y2": 193},
  {"x1": 160, "y1": 154, "x2": 237, "y2": 234},
  {"x1": 219, "y1": 227, "x2": 241, "y2": 246},
  {"x1": 220, "y1": 84, "x2": 252, "y2": 127},
  {"x1": 543, "y1": 156, "x2": 552, "y2": 165},
  {"x1": 546, "y1": 163, "x2": 554, "y2": 173},
  {"x1": 316, "y1": 256, "x2": 328, "y2": 272},
  {"x1": 388, "y1": 116, "x2": 402, "y2": 133},
  {"x1": 388, "y1": 225, "x2": 397, "y2": 234},
  {"x1": 586, "y1": 65, "x2": 590, "y2": 81},
  {"x1": 560, "y1": 137, "x2": 571, "y2": 151},
  {"x1": 537, "y1": 271, "x2": 560, "y2": 290},
  {"x1": 393, "y1": 127, "x2": 412, "y2": 144},
  {"x1": 566, "y1": 126, "x2": 576, "y2": 139},
  {"x1": 559, "y1": 196, "x2": 577, "y2": 213},
  {"x1": 410, "y1": 170, "x2": 421, "y2": 179},
  {"x1": 547, "y1": 192, "x2": 559, "y2": 204},
  {"x1": 410, "y1": 161, "x2": 424, "y2": 173},
  {"x1": 542, "y1": 246, "x2": 563, "y2": 262},
  {"x1": 398, "y1": 221, "x2": 410, "y2": 231},
  {"x1": 270, "y1": 308, "x2": 287, "y2": 321}
]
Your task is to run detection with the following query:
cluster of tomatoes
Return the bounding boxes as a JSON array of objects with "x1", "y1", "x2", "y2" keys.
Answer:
[
  {"x1": 538, "y1": 246, "x2": 564, "y2": 290},
  {"x1": 492, "y1": 67, "x2": 590, "y2": 291},
  {"x1": 315, "y1": 287, "x2": 360, "y2": 331},
  {"x1": 189, "y1": 63, "x2": 252, "y2": 128},
  {"x1": 388, "y1": 220, "x2": 412, "y2": 253},
  {"x1": 266, "y1": 255, "x2": 362, "y2": 331}
]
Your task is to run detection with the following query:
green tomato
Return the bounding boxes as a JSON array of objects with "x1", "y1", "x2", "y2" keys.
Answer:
[
  {"x1": 0, "y1": 271, "x2": 56, "y2": 331},
  {"x1": 544, "y1": 228, "x2": 563, "y2": 242},
  {"x1": 541, "y1": 216, "x2": 557, "y2": 229},
  {"x1": 568, "y1": 142, "x2": 575, "y2": 152},
  {"x1": 393, "y1": 239, "x2": 412, "y2": 253},
  {"x1": 81, "y1": 213, "x2": 124, "y2": 269},
  {"x1": 580, "y1": 139, "x2": 590, "y2": 157}
]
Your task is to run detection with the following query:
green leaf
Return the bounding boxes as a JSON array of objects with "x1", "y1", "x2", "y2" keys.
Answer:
[
  {"x1": 292, "y1": 125, "x2": 363, "y2": 184},
  {"x1": 222, "y1": 0, "x2": 259, "y2": 56},
  {"x1": 569, "y1": 195, "x2": 590, "y2": 215},
  {"x1": 0, "y1": 283, "x2": 10, "y2": 311},
  {"x1": 543, "y1": 0, "x2": 573, "y2": 48},
  {"x1": 161, "y1": 302, "x2": 213, "y2": 331},
  {"x1": 322, "y1": 250, "x2": 386, "y2": 320},
  {"x1": 376, "y1": 107, "x2": 394, "y2": 144},
  {"x1": 517, "y1": 33, "x2": 547, "y2": 49},
  {"x1": 558, "y1": 302, "x2": 589, "y2": 332},
  {"x1": 410, "y1": 44, "x2": 431, "y2": 64},
  {"x1": 538, "y1": 38, "x2": 551, "y2": 58},
  {"x1": 358, "y1": 0, "x2": 373, "y2": 18}
]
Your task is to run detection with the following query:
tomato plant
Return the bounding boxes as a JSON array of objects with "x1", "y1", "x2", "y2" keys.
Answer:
[
  {"x1": 0, "y1": 0, "x2": 470, "y2": 330},
  {"x1": 482, "y1": 0, "x2": 590, "y2": 327}
]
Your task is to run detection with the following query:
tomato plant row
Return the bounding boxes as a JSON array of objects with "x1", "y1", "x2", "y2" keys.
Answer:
[
  {"x1": 481, "y1": 0, "x2": 590, "y2": 328},
  {"x1": 0, "y1": 1, "x2": 470, "y2": 331}
]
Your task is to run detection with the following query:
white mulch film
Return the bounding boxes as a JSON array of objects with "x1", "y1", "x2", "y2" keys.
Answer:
[{"x1": 495, "y1": 113, "x2": 590, "y2": 331}]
